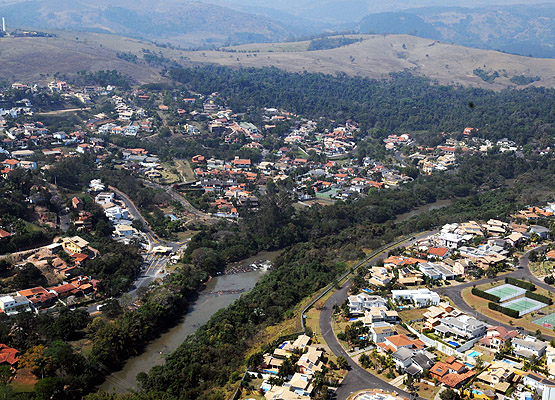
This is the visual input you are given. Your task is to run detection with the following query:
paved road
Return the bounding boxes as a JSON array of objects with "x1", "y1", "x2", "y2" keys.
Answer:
[
  {"x1": 320, "y1": 232, "x2": 434, "y2": 400},
  {"x1": 436, "y1": 244, "x2": 553, "y2": 340},
  {"x1": 321, "y1": 283, "x2": 415, "y2": 400},
  {"x1": 320, "y1": 238, "x2": 554, "y2": 399}
]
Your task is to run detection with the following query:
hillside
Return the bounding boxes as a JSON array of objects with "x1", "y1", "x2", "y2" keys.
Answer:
[
  {"x1": 357, "y1": 5, "x2": 555, "y2": 58},
  {"x1": 175, "y1": 34, "x2": 555, "y2": 90},
  {"x1": 0, "y1": 0, "x2": 294, "y2": 47},
  {"x1": 0, "y1": 31, "x2": 168, "y2": 84},
  {"x1": 2, "y1": 31, "x2": 555, "y2": 90}
]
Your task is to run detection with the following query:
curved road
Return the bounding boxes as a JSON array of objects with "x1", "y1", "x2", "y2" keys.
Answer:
[
  {"x1": 320, "y1": 233, "x2": 433, "y2": 400},
  {"x1": 437, "y1": 245, "x2": 553, "y2": 341},
  {"x1": 320, "y1": 241, "x2": 554, "y2": 399}
]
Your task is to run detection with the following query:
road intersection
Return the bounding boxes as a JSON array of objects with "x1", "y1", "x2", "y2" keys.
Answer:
[{"x1": 319, "y1": 238, "x2": 553, "y2": 399}]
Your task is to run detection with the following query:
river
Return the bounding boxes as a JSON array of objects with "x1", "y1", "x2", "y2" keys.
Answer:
[
  {"x1": 394, "y1": 198, "x2": 453, "y2": 223},
  {"x1": 100, "y1": 251, "x2": 281, "y2": 394}
]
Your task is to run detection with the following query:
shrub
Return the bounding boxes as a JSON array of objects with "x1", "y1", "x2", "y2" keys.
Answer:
[
  {"x1": 472, "y1": 288, "x2": 500, "y2": 302},
  {"x1": 525, "y1": 291, "x2": 552, "y2": 305},
  {"x1": 505, "y1": 277, "x2": 535, "y2": 291}
]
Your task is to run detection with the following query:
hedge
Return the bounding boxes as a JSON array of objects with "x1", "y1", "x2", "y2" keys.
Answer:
[
  {"x1": 488, "y1": 302, "x2": 520, "y2": 318},
  {"x1": 505, "y1": 277, "x2": 535, "y2": 291},
  {"x1": 472, "y1": 288, "x2": 501, "y2": 303},
  {"x1": 525, "y1": 291, "x2": 553, "y2": 305}
]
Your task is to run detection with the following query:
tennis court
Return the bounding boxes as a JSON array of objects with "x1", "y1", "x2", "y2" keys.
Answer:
[
  {"x1": 485, "y1": 284, "x2": 526, "y2": 302},
  {"x1": 503, "y1": 297, "x2": 546, "y2": 316},
  {"x1": 533, "y1": 313, "x2": 555, "y2": 329}
]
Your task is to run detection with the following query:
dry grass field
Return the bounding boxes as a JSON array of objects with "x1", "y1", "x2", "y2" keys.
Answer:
[{"x1": 2, "y1": 31, "x2": 555, "y2": 90}]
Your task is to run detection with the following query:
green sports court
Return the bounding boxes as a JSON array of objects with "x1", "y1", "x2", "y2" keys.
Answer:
[
  {"x1": 533, "y1": 313, "x2": 555, "y2": 329},
  {"x1": 485, "y1": 283, "x2": 526, "y2": 302},
  {"x1": 503, "y1": 297, "x2": 546, "y2": 316}
]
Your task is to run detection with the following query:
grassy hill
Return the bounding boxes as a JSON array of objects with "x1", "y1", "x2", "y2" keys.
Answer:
[
  {"x1": 2, "y1": 31, "x2": 555, "y2": 91},
  {"x1": 176, "y1": 34, "x2": 555, "y2": 90}
]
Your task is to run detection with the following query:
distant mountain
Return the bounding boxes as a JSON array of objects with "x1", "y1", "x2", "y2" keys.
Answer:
[
  {"x1": 357, "y1": 4, "x2": 555, "y2": 58},
  {"x1": 0, "y1": 0, "x2": 297, "y2": 47}
]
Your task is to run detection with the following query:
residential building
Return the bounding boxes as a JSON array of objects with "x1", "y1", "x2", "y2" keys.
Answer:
[
  {"x1": 391, "y1": 289, "x2": 441, "y2": 307},
  {"x1": 478, "y1": 326, "x2": 518, "y2": 350},
  {"x1": 0, "y1": 344, "x2": 19, "y2": 367},
  {"x1": 523, "y1": 372, "x2": 555, "y2": 400},
  {"x1": 0, "y1": 295, "x2": 31, "y2": 315},
  {"x1": 430, "y1": 356, "x2": 475, "y2": 388},
  {"x1": 513, "y1": 336, "x2": 547, "y2": 358},
  {"x1": 477, "y1": 360, "x2": 519, "y2": 394},
  {"x1": 348, "y1": 293, "x2": 388, "y2": 315},
  {"x1": 377, "y1": 334, "x2": 425, "y2": 353},
  {"x1": 61, "y1": 236, "x2": 89, "y2": 254},
  {"x1": 370, "y1": 322, "x2": 396, "y2": 343},
  {"x1": 434, "y1": 315, "x2": 488, "y2": 339}
]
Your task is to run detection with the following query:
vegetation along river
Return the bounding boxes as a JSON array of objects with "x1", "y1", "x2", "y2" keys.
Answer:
[{"x1": 100, "y1": 251, "x2": 281, "y2": 393}]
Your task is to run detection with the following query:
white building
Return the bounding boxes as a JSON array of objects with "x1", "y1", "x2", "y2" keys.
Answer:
[
  {"x1": 348, "y1": 293, "x2": 388, "y2": 315},
  {"x1": 0, "y1": 295, "x2": 32, "y2": 315},
  {"x1": 95, "y1": 192, "x2": 115, "y2": 205},
  {"x1": 391, "y1": 289, "x2": 441, "y2": 307},
  {"x1": 513, "y1": 336, "x2": 547, "y2": 358}
]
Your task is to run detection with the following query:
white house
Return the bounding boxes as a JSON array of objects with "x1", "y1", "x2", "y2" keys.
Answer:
[
  {"x1": 348, "y1": 293, "x2": 388, "y2": 315},
  {"x1": 513, "y1": 336, "x2": 547, "y2": 358},
  {"x1": 523, "y1": 372, "x2": 555, "y2": 400},
  {"x1": 0, "y1": 295, "x2": 32, "y2": 315},
  {"x1": 105, "y1": 206, "x2": 129, "y2": 221},
  {"x1": 391, "y1": 289, "x2": 441, "y2": 307},
  {"x1": 95, "y1": 192, "x2": 115, "y2": 205}
]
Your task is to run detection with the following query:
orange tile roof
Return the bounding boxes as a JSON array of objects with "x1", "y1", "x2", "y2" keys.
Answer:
[{"x1": 0, "y1": 344, "x2": 19, "y2": 365}]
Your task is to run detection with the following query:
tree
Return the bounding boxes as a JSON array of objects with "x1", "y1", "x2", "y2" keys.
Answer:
[
  {"x1": 0, "y1": 365, "x2": 14, "y2": 400},
  {"x1": 439, "y1": 388, "x2": 462, "y2": 400},
  {"x1": 19, "y1": 344, "x2": 54, "y2": 378},
  {"x1": 336, "y1": 356, "x2": 348, "y2": 370},
  {"x1": 34, "y1": 377, "x2": 64, "y2": 400}
]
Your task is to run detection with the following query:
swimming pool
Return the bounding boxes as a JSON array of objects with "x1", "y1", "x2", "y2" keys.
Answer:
[
  {"x1": 468, "y1": 350, "x2": 481, "y2": 358},
  {"x1": 448, "y1": 340, "x2": 461, "y2": 347}
]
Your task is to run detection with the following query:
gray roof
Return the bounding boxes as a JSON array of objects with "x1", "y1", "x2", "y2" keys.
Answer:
[{"x1": 393, "y1": 347, "x2": 414, "y2": 362}]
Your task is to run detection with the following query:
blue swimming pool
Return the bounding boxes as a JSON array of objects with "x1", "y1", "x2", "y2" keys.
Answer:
[
  {"x1": 448, "y1": 340, "x2": 460, "y2": 347},
  {"x1": 468, "y1": 351, "x2": 481, "y2": 358}
]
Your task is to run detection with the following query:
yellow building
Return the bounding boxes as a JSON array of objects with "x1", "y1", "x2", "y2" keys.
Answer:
[{"x1": 62, "y1": 236, "x2": 89, "y2": 254}]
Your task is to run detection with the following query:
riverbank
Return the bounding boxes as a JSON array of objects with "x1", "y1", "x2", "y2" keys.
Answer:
[{"x1": 100, "y1": 249, "x2": 283, "y2": 394}]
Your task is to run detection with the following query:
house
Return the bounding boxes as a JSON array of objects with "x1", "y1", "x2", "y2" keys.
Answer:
[
  {"x1": 348, "y1": 293, "x2": 388, "y2": 315},
  {"x1": 288, "y1": 373, "x2": 313, "y2": 397},
  {"x1": 377, "y1": 334, "x2": 425, "y2": 353},
  {"x1": 71, "y1": 197, "x2": 83, "y2": 211},
  {"x1": 370, "y1": 322, "x2": 397, "y2": 343},
  {"x1": 0, "y1": 229, "x2": 12, "y2": 240},
  {"x1": 530, "y1": 225, "x2": 550, "y2": 240},
  {"x1": 477, "y1": 360, "x2": 519, "y2": 393},
  {"x1": 428, "y1": 247, "x2": 450, "y2": 259},
  {"x1": 48, "y1": 283, "x2": 80, "y2": 298},
  {"x1": 114, "y1": 224, "x2": 138, "y2": 238},
  {"x1": 523, "y1": 372, "x2": 555, "y2": 400},
  {"x1": 434, "y1": 315, "x2": 488, "y2": 339},
  {"x1": 0, "y1": 295, "x2": 31, "y2": 315},
  {"x1": 361, "y1": 308, "x2": 399, "y2": 325},
  {"x1": 397, "y1": 268, "x2": 424, "y2": 286},
  {"x1": 418, "y1": 262, "x2": 456, "y2": 280},
  {"x1": 17, "y1": 287, "x2": 57, "y2": 310},
  {"x1": 513, "y1": 336, "x2": 547, "y2": 358},
  {"x1": 0, "y1": 344, "x2": 19, "y2": 367},
  {"x1": 546, "y1": 346, "x2": 555, "y2": 378},
  {"x1": 95, "y1": 192, "x2": 115, "y2": 205},
  {"x1": 367, "y1": 267, "x2": 392, "y2": 287},
  {"x1": 430, "y1": 357, "x2": 475, "y2": 388},
  {"x1": 391, "y1": 289, "x2": 441, "y2": 307},
  {"x1": 61, "y1": 236, "x2": 89, "y2": 254},
  {"x1": 478, "y1": 326, "x2": 518, "y2": 350}
]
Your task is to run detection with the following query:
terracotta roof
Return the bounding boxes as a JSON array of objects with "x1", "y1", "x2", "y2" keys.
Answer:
[
  {"x1": 0, "y1": 229, "x2": 11, "y2": 238},
  {"x1": 440, "y1": 370, "x2": 475, "y2": 388},
  {"x1": 0, "y1": 344, "x2": 18, "y2": 365},
  {"x1": 429, "y1": 247, "x2": 449, "y2": 257}
]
